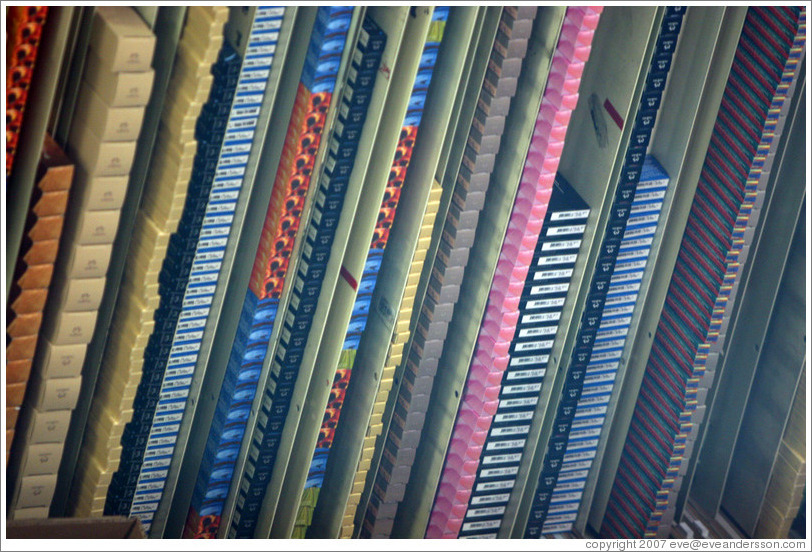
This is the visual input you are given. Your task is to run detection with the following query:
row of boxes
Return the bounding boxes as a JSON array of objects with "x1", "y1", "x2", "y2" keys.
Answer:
[
  {"x1": 220, "y1": 7, "x2": 364, "y2": 538},
  {"x1": 337, "y1": 181, "x2": 442, "y2": 538},
  {"x1": 602, "y1": 6, "x2": 804, "y2": 539},
  {"x1": 425, "y1": 6, "x2": 599, "y2": 539},
  {"x1": 298, "y1": 6, "x2": 450, "y2": 540},
  {"x1": 362, "y1": 6, "x2": 539, "y2": 539},
  {"x1": 526, "y1": 7, "x2": 683, "y2": 534},
  {"x1": 529, "y1": 159, "x2": 670, "y2": 537},
  {"x1": 9, "y1": 7, "x2": 156, "y2": 520},
  {"x1": 6, "y1": 136, "x2": 73, "y2": 469},
  {"x1": 70, "y1": 7, "x2": 228, "y2": 521}
]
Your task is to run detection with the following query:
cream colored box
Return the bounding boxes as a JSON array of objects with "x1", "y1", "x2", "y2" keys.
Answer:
[
  {"x1": 33, "y1": 376, "x2": 82, "y2": 411},
  {"x1": 69, "y1": 119, "x2": 136, "y2": 176},
  {"x1": 73, "y1": 167, "x2": 129, "y2": 211},
  {"x1": 75, "y1": 209, "x2": 122, "y2": 245},
  {"x1": 40, "y1": 338, "x2": 86, "y2": 379},
  {"x1": 84, "y1": 50, "x2": 155, "y2": 107},
  {"x1": 30, "y1": 408, "x2": 72, "y2": 443},
  {"x1": 61, "y1": 277, "x2": 106, "y2": 312},
  {"x1": 67, "y1": 243, "x2": 112, "y2": 279},
  {"x1": 16, "y1": 474, "x2": 57, "y2": 509},
  {"x1": 74, "y1": 82, "x2": 146, "y2": 142},
  {"x1": 21, "y1": 443, "x2": 65, "y2": 477},
  {"x1": 44, "y1": 309, "x2": 98, "y2": 345},
  {"x1": 89, "y1": 7, "x2": 155, "y2": 72}
]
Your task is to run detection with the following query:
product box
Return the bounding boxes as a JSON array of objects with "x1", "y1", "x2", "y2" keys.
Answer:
[
  {"x1": 68, "y1": 119, "x2": 137, "y2": 176},
  {"x1": 73, "y1": 82, "x2": 146, "y2": 142},
  {"x1": 83, "y1": 50, "x2": 155, "y2": 107},
  {"x1": 89, "y1": 7, "x2": 156, "y2": 72}
]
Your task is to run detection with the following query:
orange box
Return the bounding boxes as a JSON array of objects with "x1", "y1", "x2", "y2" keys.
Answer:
[
  {"x1": 7, "y1": 381, "x2": 28, "y2": 406},
  {"x1": 8, "y1": 288, "x2": 48, "y2": 315},
  {"x1": 22, "y1": 239, "x2": 60, "y2": 266},
  {"x1": 7, "y1": 407, "x2": 20, "y2": 430},
  {"x1": 16, "y1": 263, "x2": 54, "y2": 289},
  {"x1": 7, "y1": 335, "x2": 38, "y2": 361},
  {"x1": 7, "y1": 312, "x2": 43, "y2": 338},
  {"x1": 27, "y1": 215, "x2": 64, "y2": 242}
]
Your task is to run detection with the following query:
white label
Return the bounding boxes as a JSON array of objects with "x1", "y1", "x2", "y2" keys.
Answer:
[
  {"x1": 580, "y1": 383, "x2": 614, "y2": 397},
  {"x1": 462, "y1": 519, "x2": 502, "y2": 531},
  {"x1": 466, "y1": 506, "x2": 506, "y2": 518},
  {"x1": 509, "y1": 354, "x2": 548, "y2": 367},
  {"x1": 490, "y1": 425, "x2": 530, "y2": 436},
  {"x1": 575, "y1": 394, "x2": 611, "y2": 408},
  {"x1": 506, "y1": 368, "x2": 545, "y2": 380},
  {"x1": 475, "y1": 479, "x2": 515, "y2": 493},
  {"x1": 486, "y1": 438, "x2": 526, "y2": 451},
  {"x1": 502, "y1": 383, "x2": 542, "y2": 395},
  {"x1": 526, "y1": 297, "x2": 565, "y2": 310},
  {"x1": 557, "y1": 469, "x2": 589, "y2": 482},
  {"x1": 518, "y1": 326, "x2": 557, "y2": 339},
  {"x1": 546, "y1": 224, "x2": 586, "y2": 236},
  {"x1": 542, "y1": 239, "x2": 582, "y2": 251},
  {"x1": 613, "y1": 259, "x2": 648, "y2": 273},
  {"x1": 530, "y1": 282, "x2": 569, "y2": 295},
  {"x1": 549, "y1": 491, "x2": 583, "y2": 504},
  {"x1": 499, "y1": 397, "x2": 538, "y2": 409},
  {"x1": 480, "y1": 466, "x2": 519, "y2": 478},
  {"x1": 551, "y1": 209, "x2": 589, "y2": 221},
  {"x1": 482, "y1": 453, "x2": 522, "y2": 465},
  {"x1": 575, "y1": 405, "x2": 607, "y2": 419},
  {"x1": 470, "y1": 493, "x2": 511, "y2": 505},
  {"x1": 568, "y1": 427, "x2": 603, "y2": 441},
  {"x1": 533, "y1": 268, "x2": 573, "y2": 281},
  {"x1": 559, "y1": 459, "x2": 594, "y2": 473},
  {"x1": 494, "y1": 411, "x2": 534, "y2": 424},
  {"x1": 538, "y1": 254, "x2": 577, "y2": 266},
  {"x1": 513, "y1": 340, "x2": 553, "y2": 352},
  {"x1": 563, "y1": 449, "x2": 597, "y2": 463}
]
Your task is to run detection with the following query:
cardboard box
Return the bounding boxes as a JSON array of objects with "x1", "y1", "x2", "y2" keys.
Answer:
[
  {"x1": 31, "y1": 376, "x2": 82, "y2": 411},
  {"x1": 15, "y1": 474, "x2": 57, "y2": 509},
  {"x1": 72, "y1": 167, "x2": 129, "y2": 211},
  {"x1": 83, "y1": 49, "x2": 155, "y2": 107},
  {"x1": 7, "y1": 516, "x2": 146, "y2": 538},
  {"x1": 39, "y1": 338, "x2": 87, "y2": 379},
  {"x1": 29, "y1": 408, "x2": 72, "y2": 444},
  {"x1": 68, "y1": 119, "x2": 136, "y2": 176},
  {"x1": 89, "y1": 7, "x2": 155, "y2": 72},
  {"x1": 66, "y1": 243, "x2": 112, "y2": 279},
  {"x1": 42, "y1": 309, "x2": 98, "y2": 345},
  {"x1": 74, "y1": 82, "x2": 146, "y2": 141}
]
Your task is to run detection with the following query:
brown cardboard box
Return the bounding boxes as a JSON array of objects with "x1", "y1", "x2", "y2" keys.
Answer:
[
  {"x1": 16, "y1": 263, "x2": 54, "y2": 289},
  {"x1": 7, "y1": 312, "x2": 43, "y2": 338},
  {"x1": 7, "y1": 516, "x2": 146, "y2": 538}
]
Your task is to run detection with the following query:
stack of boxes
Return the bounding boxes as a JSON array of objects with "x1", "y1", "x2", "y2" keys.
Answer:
[
  {"x1": 71, "y1": 7, "x2": 226, "y2": 520},
  {"x1": 361, "y1": 7, "x2": 538, "y2": 538},
  {"x1": 338, "y1": 181, "x2": 441, "y2": 538},
  {"x1": 6, "y1": 136, "x2": 73, "y2": 477},
  {"x1": 7, "y1": 7, "x2": 156, "y2": 519}
]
